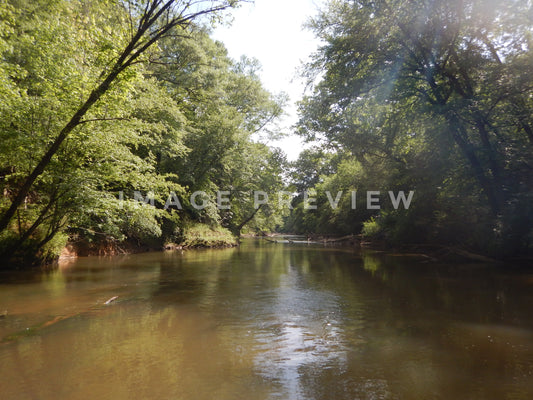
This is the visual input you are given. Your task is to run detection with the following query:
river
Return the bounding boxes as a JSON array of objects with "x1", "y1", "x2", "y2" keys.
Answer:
[{"x1": 1, "y1": 238, "x2": 532, "y2": 399}]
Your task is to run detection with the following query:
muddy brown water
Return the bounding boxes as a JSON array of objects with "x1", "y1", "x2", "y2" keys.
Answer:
[{"x1": 1, "y1": 239, "x2": 532, "y2": 399}]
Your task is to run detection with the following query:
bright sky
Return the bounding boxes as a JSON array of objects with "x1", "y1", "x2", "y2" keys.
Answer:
[{"x1": 212, "y1": 0, "x2": 326, "y2": 161}]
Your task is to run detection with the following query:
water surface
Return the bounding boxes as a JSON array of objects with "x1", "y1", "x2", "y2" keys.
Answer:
[{"x1": 1, "y1": 239, "x2": 533, "y2": 399}]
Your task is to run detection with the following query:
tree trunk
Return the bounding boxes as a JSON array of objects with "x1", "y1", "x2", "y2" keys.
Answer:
[
  {"x1": 233, "y1": 204, "x2": 264, "y2": 235},
  {"x1": 0, "y1": 0, "x2": 235, "y2": 235},
  {"x1": 1, "y1": 191, "x2": 59, "y2": 259},
  {"x1": 0, "y1": 73, "x2": 119, "y2": 233},
  {"x1": 446, "y1": 114, "x2": 502, "y2": 215}
]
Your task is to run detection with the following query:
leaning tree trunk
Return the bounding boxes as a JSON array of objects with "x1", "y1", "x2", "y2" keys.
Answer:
[
  {"x1": 233, "y1": 204, "x2": 264, "y2": 236},
  {"x1": 446, "y1": 113, "x2": 503, "y2": 215},
  {"x1": 0, "y1": 0, "x2": 235, "y2": 234}
]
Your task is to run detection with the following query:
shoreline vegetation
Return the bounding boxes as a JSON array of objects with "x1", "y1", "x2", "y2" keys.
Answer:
[
  {"x1": 1, "y1": 0, "x2": 532, "y2": 268},
  {"x1": 0, "y1": 0, "x2": 287, "y2": 268},
  {"x1": 55, "y1": 230, "x2": 532, "y2": 268},
  {"x1": 262, "y1": 234, "x2": 533, "y2": 265},
  {"x1": 59, "y1": 223, "x2": 239, "y2": 260}
]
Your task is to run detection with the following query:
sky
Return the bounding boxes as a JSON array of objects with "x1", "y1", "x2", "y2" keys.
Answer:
[{"x1": 212, "y1": 0, "x2": 326, "y2": 161}]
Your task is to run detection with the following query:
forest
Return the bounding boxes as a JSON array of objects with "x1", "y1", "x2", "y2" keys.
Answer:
[{"x1": 1, "y1": 0, "x2": 532, "y2": 267}]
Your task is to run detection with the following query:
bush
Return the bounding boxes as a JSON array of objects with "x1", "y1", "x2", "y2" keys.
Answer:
[
  {"x1": 361, "y1": 218, "x2": 382, "y2": 240},
  {"x1": 180, "y1": 223, "x2": 237, "y2": 248},
  {"x1": 39, "y1": 232, "x2": 69, "y2": 263}
]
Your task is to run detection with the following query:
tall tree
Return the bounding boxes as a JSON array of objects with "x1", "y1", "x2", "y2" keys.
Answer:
[
  {"x1": 0, "y1": 0, "x2": 240, "y2": 234},
  {"x1": 297, "y1": 0, "x2": 533, "y2": 254}
]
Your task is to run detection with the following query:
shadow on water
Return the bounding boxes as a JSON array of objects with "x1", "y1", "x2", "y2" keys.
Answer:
[{"x1": 0, "y1": 239, "x2": 532, "y2": 399}]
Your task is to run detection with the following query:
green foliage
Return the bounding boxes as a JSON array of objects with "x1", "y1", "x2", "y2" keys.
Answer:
[
  {"x1": 361, "y1": 218, "x2": 381, "y2": 241},
  {"x1": 180, "y1": 223, "x2": 237, "y2": 248},
  {"x1": 39, "y1": 231, "x2": 69, "y2": 263},
  {"x1": 293, "y1": 0, "x2": 533, "y2": 257},
  {"x1": 0, "y1": 0, "x2": 286, "y2": 266}
]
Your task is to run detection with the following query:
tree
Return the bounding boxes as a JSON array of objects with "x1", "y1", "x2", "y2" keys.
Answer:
[
  {"x1": 1, "y1": 0, "x2": 289, "y2": 266},
  {"x1": 148, "y1": 31, "x2": 286, "y2": 233},
  {"x1": 0, "y1": 0, "x2": 240, "y2": 235},
  {"x1": 297, "y1": 0, "x2": 533, "y2": 254}
]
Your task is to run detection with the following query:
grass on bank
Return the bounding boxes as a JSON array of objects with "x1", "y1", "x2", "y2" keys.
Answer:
[{"x1": 178, "y1": 224, "x2": 237, "y2": 248}]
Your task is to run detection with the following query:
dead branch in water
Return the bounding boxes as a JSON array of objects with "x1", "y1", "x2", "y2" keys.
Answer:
[{"x1": 1, "y1": 295, "x2": 121, "y2": 344}]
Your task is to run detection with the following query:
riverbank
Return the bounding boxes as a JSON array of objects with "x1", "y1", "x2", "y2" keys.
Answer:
[
  {"x1": 360, "y1": 241, "x2": 533, "y2": 265},
  {"x1": 173, "y1": 224, "x2": 238, "y2": 249},
  {"x1": 54, "y1": 230, "x2": 533, "y2": 267},
  {"x1": 266, "y1": 233, "x2": 533, "y2": 265},
  {"x1": 59, "y1": 224, "x2": 238, "y2": 260}
]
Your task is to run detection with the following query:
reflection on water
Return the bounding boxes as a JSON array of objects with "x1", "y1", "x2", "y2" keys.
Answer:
[{"x1": 1, "y1": 240, "x2": 533, "y2": 399}]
